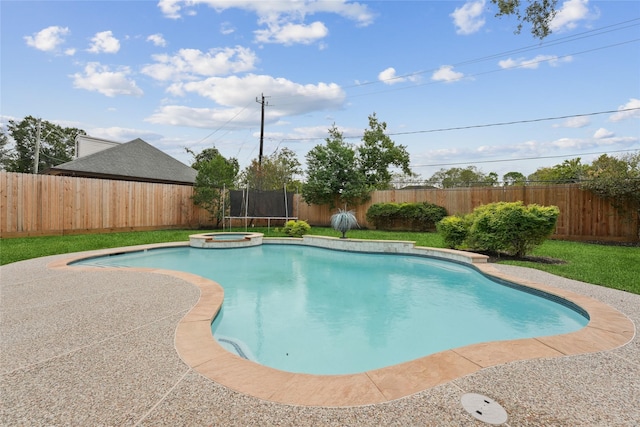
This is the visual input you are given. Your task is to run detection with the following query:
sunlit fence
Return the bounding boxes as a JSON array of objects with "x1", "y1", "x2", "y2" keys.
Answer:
[{"x1": 1, "y1": 171, "x2": 637, "y2": 242}]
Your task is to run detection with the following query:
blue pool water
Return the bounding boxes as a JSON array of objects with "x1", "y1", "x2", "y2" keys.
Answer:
[{"x1": 74, "y1": 244, "x2": 589, "y2": 375}]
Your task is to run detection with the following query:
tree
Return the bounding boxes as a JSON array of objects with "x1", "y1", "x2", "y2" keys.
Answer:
[
  {"x1": 491, "y1": 0, "x2": 558, "y2": 39},
  {"x1": 486, "y1": 172, "x2": 499, "y2": 187},
  {"x1": 357, "y1": 113, "x2": 412, "y2": 190},
  {"x1": 427, "y1": 166, "x2": 492, "y2": 188},
  {"x1": 239, "y1": 148, "x2": 302, "y2": 191},
  {"x1": 302, "y1": 115, "x2": 413, "y2": 208},
  {"x1": 581, "y1": 152, "x2": 640, "y2": 236},
  {"x1": 189, "y1": 147, "x2": 239, "y2": 227},
  {"x1": 2, "y1": 116, "x2": 85, "y2": 173},
  {"x1": 0, "y1": 131, "x2": 11, "y2": 170},
  {"x1": 503, "y1": 171, "x2": 527, "y2": 186},
  {"x1": 302, "y1": 125, "x2": 369, "y2": 208},
  {"x1": 528, "y1": 158, "x2": 586, "y2": 184}
]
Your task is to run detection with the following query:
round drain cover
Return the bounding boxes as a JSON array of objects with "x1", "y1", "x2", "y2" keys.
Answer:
[{"x1": 461, "y1": 393, "x2": 508, "y2": 425}]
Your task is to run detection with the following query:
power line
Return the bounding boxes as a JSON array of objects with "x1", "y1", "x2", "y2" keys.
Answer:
[
  {"x1": 269, "y1": 18, "x2": 640, "y2": 106},
  {"x1": 386, "y1": 107, "x2": 640, "y2": 137},
  {"x1": 194, "y1": 100, "x2": 254, "y2": 145},
  {"x1": 349, "y1": 18, "x2": 640, "y2": 88},
  {"x1": 411, "y1": 149, "x2": 639, "y2": 168},
  {"x1": 279, "y1": 107, "x2": 640, "y2": 141},
  {"x1": 193, "y1": 18, "x2": 639, "y2": 142},
  {"x1": 343, "y1": 37, "x2": 640, "y2": 100}
]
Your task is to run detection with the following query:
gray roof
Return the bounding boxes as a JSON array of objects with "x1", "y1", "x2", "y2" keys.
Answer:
[{"x1": 46, "y1": 138, "x2": 197, "y2": 185}]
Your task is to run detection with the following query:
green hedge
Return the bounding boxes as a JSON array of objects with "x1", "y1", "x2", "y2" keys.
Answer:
[
  {"x1": 436, "y1": 201, "x2": 559, "y2": 257},
  {"x1": 366, "y1": 202, "x2": 447, "y2": 231}
]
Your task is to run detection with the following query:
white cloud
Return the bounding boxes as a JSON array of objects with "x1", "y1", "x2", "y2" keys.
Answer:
[
  {"x1": 71, "y1": 62, "x2": 143, "y2": 97},
  {"x1": 498, "y1": 54, "x2": 572, "y2": 69},
  {"x1": 220, "y1": 22, "x2": 236, "y2": 35},
  {"x1": 157, "y1": 0, "x2": 182, "y2": 19},
  {"x1": 88, "y1": 31, "x2": 120, "y2": 54},
  {"x1": 149, "y1": 74, "x2": 345, "y2": 128},
  {"x1": 159, "y1": 0, "x2": 374, "y2": 24},
  {"x1": 146, "y1": 105, "x2": 250, "y2": 128},
  {"x1": 450, "y1": 0, "x2": 486, "y2": 35},
  {"x1": 550, "y1": 0, "x2": 594, "y2": 33},
  {"x1": 593, "y1": 128, "x2": 614, "y2": 139},
  {"x1": 610, "y1": 98, "x2": 640, "y2": 122},
  {"x1": 158, "y1": 0, "x2": 374, "y2": 45},
  {"x1": 553, "y1": 116, "x2": 590, "y2": 128},
  {"x1": 89, "y1": 127, "x2": 162, "y2": 142},
  {"x1": 255, "y1": 21, "x2": 328, "y2": 45},
  {"x1": 147, "y1": 33, "x2": 167, "y2": 47},
  {"x1": 24, "y1": 26, "x2": 70, "y2": 52},
  {"x1": 141, "y1": 46, "x2": 257, "y2": 81},
  {"x1": 376, "y1": 67, "x2": 403, "y2": 85},
  {"x1": 431, "y1": 65, "x2": 464, "y2": 83},
  {"x1": 64, "y1": 48, "x2": 76, "y2": 56}
]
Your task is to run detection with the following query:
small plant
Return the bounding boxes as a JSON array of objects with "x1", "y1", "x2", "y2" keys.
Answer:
[
  {"x1": 331, "y1": 209, "x2": 359, "y2": 239},
  {"x1": 282, "y1": 220, "x2": 311, "y2": 238}
]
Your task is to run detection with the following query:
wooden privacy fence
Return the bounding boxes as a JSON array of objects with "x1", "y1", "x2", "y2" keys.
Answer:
[
  {"x1": 296, "y1": 185, "x2": 639, "y2": 243},
  {"x1": 1, "y1": 171, "x2": 638, "y2": 242},
  {"x1": 0, "y1": 172, "x2": 209, "y2": 237}
]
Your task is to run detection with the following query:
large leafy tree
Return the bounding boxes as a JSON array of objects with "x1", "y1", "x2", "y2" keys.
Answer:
[
  {"x1": 303, "y1": 115, "x2": 412, "y2": 207},
  {"x1": 503, "y1": 171, "x2": 527, "y2": 186},
  {"x1": 0, "y1": 132, "x2": 10, "y2": 170},
  {"x1": 239, "y1": 147, "x2": 302, "y2": 192},
  {"x1": 491, "y1": 0, "x2": 558, "y2": 39},
  {"x1": 189, "y1": 147, "x2": 239, "y2": 227},
  {"x1": 1, "y1": 116, "x2": 85, "y2": 173},
  {"x1": 427, "y1": 166, "x2": 494, "y2": 188},
  {"x1": 302, "y1": 125, "x2": 369, "y2": 208},
  {"x1": 528, "y1": 158, "x2": 586, "y2": 184},
  {"x1": 581, "y1": 152, "x2": 640, "y2": 236},
  {"x1": 358, "y1": 113, "x2": 412, "y2": 190}
]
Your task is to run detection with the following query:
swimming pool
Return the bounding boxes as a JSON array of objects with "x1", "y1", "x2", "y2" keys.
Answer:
[{"x1": 74, "y1": 240, "x2": 588, "y2": 375}]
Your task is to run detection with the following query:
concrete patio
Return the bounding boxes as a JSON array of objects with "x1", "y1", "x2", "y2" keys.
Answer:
[{"x1": 1, "y1": 246, "x2": 638, "y2": 426}]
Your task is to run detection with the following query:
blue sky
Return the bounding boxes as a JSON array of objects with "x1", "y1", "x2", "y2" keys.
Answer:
[{"x1": 2, "y1": 0, "x2": 639, "y2": 181}]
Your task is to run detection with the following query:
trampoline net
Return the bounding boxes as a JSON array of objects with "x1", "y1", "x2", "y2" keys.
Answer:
[{"x1": 229, "y1": 190, "x2": 294, "y2": 217}]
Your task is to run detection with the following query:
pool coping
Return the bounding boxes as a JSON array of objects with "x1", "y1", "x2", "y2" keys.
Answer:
[{"x1": 48, "y1": 237, "x2": 635, "y2": 408}]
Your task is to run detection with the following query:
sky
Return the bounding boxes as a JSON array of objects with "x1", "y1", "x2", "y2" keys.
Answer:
[{"x1": 1, "y1": 0, "x2": 639, "y2": 182}]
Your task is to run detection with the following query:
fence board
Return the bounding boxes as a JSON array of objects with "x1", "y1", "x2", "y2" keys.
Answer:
[{"x1": 0, "y1": 171, "x2": 637, "y2": 242}]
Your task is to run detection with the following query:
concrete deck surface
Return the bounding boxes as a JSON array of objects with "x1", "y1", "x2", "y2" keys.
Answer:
[{"x1": 1, "y1": 248, "x2": 638, "y2": 426}]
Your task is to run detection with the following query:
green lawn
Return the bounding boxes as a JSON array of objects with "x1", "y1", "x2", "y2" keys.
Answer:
[{"x1": 1, "y1": 228, "x2": 638, "y2": 295}]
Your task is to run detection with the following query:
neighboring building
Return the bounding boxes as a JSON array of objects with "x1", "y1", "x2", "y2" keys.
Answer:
[
  {"x1": 45, "y1": 137, "x2": 197, "y2": 185},
  {"x1": 74, "y1": 135, "x2": 121, "y2": 159}
]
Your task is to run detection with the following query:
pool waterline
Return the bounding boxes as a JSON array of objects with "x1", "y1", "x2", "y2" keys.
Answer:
[{"x1": 60, "y1": 236, "x2": 634, "y2": 407}]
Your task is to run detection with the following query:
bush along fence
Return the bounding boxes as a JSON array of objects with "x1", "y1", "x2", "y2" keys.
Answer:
[
  {"x1": 1, "y1": 171, "x2": 638, "y2": 242},
  {"x1": 366, "y1": 202, "x2": 448, "y2": 231},
  {"x1": 437, "y1": 201, "x2": 559, "y2": 257}
]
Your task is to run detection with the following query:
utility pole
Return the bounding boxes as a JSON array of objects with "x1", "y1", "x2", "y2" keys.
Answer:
[
  {"x1": 34, "y1": 118, "x2": 41, "y2": 174},
  {"x1": 256, "y1": 93, "x2": 270, "y2": 166}
]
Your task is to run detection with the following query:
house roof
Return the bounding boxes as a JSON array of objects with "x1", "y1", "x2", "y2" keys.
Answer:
[{"x1": 46, "y1": 138, "x2": 197, "y2": 185}]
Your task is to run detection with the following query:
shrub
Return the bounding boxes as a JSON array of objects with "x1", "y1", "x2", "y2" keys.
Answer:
[
  {"x1": 366, "y1": 203, "x2": 400, "y2": 228},
  {"x1": 436, "y1": 215, "x2": 469, "y2": 248},
  {"x1": 437, "y1": 201, "x2": 559, "y2": 257},
  {"x1": 467, "y1": 202, "x2": 559, "y2": 257},
  {"x1": 366, "y1": 202, "x2": 447, "y2": 230},
  {"x1": 282, "y1": 220, "x2": 311, "y2": 238}
]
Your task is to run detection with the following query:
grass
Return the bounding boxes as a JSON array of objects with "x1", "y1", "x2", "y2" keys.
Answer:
[{"x1": 1, "y1": 228, "x2": 638, "y2": 295}]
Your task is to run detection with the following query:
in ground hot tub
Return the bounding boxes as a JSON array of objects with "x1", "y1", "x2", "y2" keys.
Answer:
[{"x1": 189, "y1": 232, "x2": 263, "y2": 248}]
